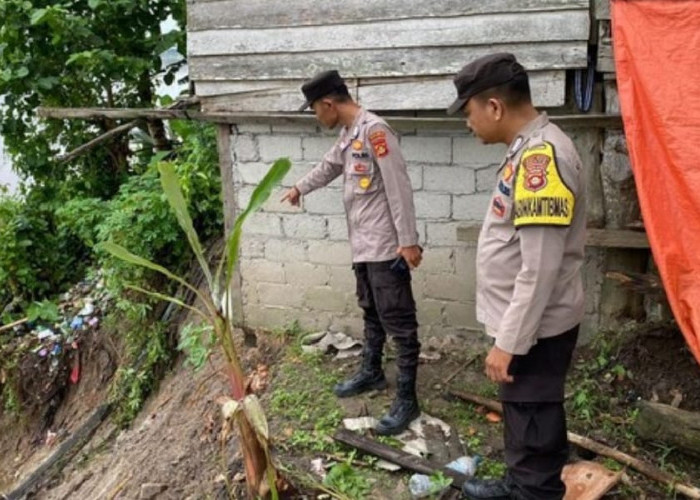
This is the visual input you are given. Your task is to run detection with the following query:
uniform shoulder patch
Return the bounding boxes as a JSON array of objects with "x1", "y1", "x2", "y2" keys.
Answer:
[
  {"x1": 369, "y1": 129, "x2": 389, "y2": 158},
  {"x1": 513, "y1": 141, "x2": 575, "y2": 227}
]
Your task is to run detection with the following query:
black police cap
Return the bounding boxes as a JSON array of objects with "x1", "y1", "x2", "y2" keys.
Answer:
[
  {"x1": 447, "y1": 53, "x2": 527, "y2": 115},
  {"x1": 299, "y1": 70, "x2": 350, "y2": 111}
]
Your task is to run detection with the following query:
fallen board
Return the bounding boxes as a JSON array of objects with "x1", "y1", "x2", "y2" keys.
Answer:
[{"x1": 562, "y1": 461, "x2": 622, "y2": 500}]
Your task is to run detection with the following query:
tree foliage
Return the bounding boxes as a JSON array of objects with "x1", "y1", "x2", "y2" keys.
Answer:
[{"x1": 0, "y1": 0, "x2": 186, "y2": 199}]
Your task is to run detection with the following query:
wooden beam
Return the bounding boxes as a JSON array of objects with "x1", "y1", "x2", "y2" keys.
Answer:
[
  {"x1": 187, "y1": 0, "x2": 589, "y2": 31},
  {"x1": 456, "y1": 223, "x2": 649, "y2": 249},
  {"x1": 333, "y1": 429, "x2": 469, "y2": 490},
  {"x1": 188, "y1": 11, "x2": 589, "y2": 57},
  {"x1": 37, "y1": 107, "x2": 624, "y2": 129},
  {"x1": 189, "y1": 42, "x2": 586, "y2": 82},
  {"x1": 448, "y1": 390, "x2": 700, "y2": 500},
  {"x1": 196, "y1": 72, "x2": 567, "y2": 111}
]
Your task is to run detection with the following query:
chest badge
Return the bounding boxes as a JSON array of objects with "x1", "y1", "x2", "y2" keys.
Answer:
[
  {"x1": 354, "y1": 163, "x2": 369, "y2": 173},
  {"x1": 502, "y1": 163, "x2": 514, "y2": 183},
  {"x1": 352, "y1": 140, "x2": 363, "y2": 150},
  {"x1": 359, "y1": 177, "x2": 372, "y2": 190}
]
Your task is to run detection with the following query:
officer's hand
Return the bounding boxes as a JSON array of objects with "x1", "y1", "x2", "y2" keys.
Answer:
[
  {"x1": 397, "y1": 245, "x2": 422, "y2": 269},
  {"x1": 485, "y1": 346, "x2": 514, "y2": 383},
  {"x1": 281, "y1": 186, "x2": 301, "y2": 206}
]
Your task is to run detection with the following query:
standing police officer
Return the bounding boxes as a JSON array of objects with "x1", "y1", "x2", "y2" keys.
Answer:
[
  {"x1": 282, "y1": 70, "x2": 423, "y2": 435},
  {"x1": 447, "y1": 54, "x2": 586, "y2": 500}
]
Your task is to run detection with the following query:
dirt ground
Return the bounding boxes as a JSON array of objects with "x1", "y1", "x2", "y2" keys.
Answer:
[{"x1": 2, "y1": 320, "x2": 699, "y2": 500}]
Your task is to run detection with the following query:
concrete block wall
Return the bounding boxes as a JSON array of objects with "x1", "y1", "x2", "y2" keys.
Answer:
[{"x1": 228, "y1": 120, "x2": 507, "y2": 343}]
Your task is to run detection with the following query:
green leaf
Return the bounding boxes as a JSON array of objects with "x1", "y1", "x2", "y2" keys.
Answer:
[
  {"x1": 220, "y1": 157, "x2": 291, "y2": 291},
  {"x1": 30, "y1": 8, "x2": 49, "y2": 25},
  {"x1": 243, "y1": 394, "x2": 269, "y2": 441},
  {"x1": 14, "y1": 67, "x2": 29, "y2": 79},
  {"x1": 26, "y1": 300, "x2": 59, "y2": 322},
  {"x1": 88, "y1": 0, "x2": 103, "y2": 9},
  {"x1": 157, "y1": 162, "x2": 214, "y2": 296},
  {"x1": 125, "y1": 284, "x2": 207, "y2": 320}
]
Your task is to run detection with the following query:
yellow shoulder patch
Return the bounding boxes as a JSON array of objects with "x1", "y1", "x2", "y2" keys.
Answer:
[{"x1": 513, "y1": 142, "x2": 574, "y2": 227}]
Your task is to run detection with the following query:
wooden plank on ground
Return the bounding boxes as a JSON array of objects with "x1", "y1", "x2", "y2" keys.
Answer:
[
  {"x1": 333, "y1": 429, "x2": 469, "y2": 490},
  {"x1": 187, "y1": 0, "x2": 589, "y2": 31},
  {"x1": 456, "y1": 223, "x2": 650, "y2": 249},
  {"x1": 196, "y1": 72, "x2": 565, "y2": 111},
  {"x1": 561, "y1": 461, "x2": 622, "y2": 500},
  {"x1": 189, "y1": 42, "x2": 586, "y2": 82},
  {"x1": 187, "y1": 11, "x2": 590, "y2": 56}
]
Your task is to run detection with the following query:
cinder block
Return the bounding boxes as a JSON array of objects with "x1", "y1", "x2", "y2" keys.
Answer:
[
  {"x1": 232, "y1": 134, "x2": 259, "y2": 162},
  {"x1": 416, "y1": 299, "x2": 444, "y2": 327},
  {"x1": 282, "y1": 215, "x2": 327, "y2": 239},
  {"x1": 295, "y1": 312, "x2": 333, "y2": 332},
  {"x1": 302, "y1": 136, "x2": 336, "y2": 161},
  {"x1": 303, "y1": 188, "x2": 345, "y2": 215},
  {"x1": 240, "y1": 259, "x2": 286, "y2": 284},
  {"x1": 285, "y1": 262, "x2": 329, "y2": 286},
  {"x1": 401, "y1": 136, "x2": 452, "y2": 164},
  {"x1": 327, "y1": 216, "x2": 349, "y2": 241},
  {"x1": 308, "y1": 241, "x2": 352, "y2": 266},
  {"x1": 453, "y1": 136, "x2": 506, "y2": 167},
  {"x1": 452, "y1": 193, "x2": 491, "y2": 221},
  {"x1": 419, "y1": 247, "x2": 454, "y2": 274},
  {"x1": 424, "y1": 166, "x2": 476, "y2": 194},
  {"x1": 444, "y1": 301, "x2": 479, "y2": 329},
  {"x1": 257, "y1": 283, "x2": 304, "y2": 308},
  {"x1": 414, "y1": 191, "x2": 451, "y2": 219},
  {"x1": 425, "y1": 273, "x2": 471, "y2": 301},
  {"x1": 425, "y1": 221, "x2": 462, "y2": 246},
  {"x1": 407, "y1": 164, "x2": 423, "y2": 190},
  {"x1": 329, "y1": 265, "x2": 356, "y2": 290},
  {"x1": 239, "y1": 239, "x2": 265, "y2": 259},
  {"x1": 237, "y1": 162, "x2": 270, "y2": 185},
  {"x1": 476, "y1": 165, "x2": 500, "y2": 193},
  {"x1": 303, "y1": 286, "x2": 351, "y2": 312},
  {"x1": 258, "y1": 135, "x2": 302, "y2": 162},
  {"x1": 244, "y1": 305, "x2": 293, "y2": 330},
  {"x1": 246, "y1": 212, "x2": 282, "y2": 236},
  {"x1": 455, "y1": 247, "x2": 477, "y2": 282},
  {"x1": 265, "y1": 239, "x2": 307, "y2": 262}
]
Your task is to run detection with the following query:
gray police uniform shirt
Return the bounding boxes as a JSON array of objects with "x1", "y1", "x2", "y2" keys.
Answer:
[
  {"x1": 295, "y1": 108, "x2": 419, "y2": 263},
  {"x1": 476, "y1": 113, "x2": 586, "y2": 355}
]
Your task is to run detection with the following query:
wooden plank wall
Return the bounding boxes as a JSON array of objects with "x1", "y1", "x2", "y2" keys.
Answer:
[{"x1": 186, "y1": 0, "x2": 590, "y2": 112}]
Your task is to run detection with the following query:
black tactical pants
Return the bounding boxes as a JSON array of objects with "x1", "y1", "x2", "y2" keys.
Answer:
[
  {"x1": 353, "y1": 260, "x2": 420, "y2": 369},
  {"x1": 499, "y1": 325, "x2": 579, "y2": 500}
]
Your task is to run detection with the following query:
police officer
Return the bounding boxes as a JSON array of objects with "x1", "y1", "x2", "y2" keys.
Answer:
[
  {"x1": 281, "y1": 70, "x2": 423, "y2": 435},
  {"x1": 447, "y1": 54, "x2": 585, "y2": 500}
]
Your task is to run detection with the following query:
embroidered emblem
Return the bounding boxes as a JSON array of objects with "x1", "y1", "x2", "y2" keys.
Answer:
[
  {"x1": 492, "y1": 196, "x2": 506, "y2": 218},
  {"x1": 503, "y1": 163, "x2": 514, "y2": 183},
  {"x1": 354, "y1": 163, "x2": 369, "y2": 173},
  {"x1": 498, "y1": 180, "x2": 511, "y2": 197},
  {"x1": 359, "y1": 177, "x2": 372, "y2": 190},
  {"x1": 369, "y1": 130, "x2": 389, "y2": 158},
  {"x1": 522, "y1": 153, "x2": 550, "y2": 192}
]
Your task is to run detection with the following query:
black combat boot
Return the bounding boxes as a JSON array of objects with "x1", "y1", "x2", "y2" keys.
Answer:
[
  {"x1": 375, "y1": 368, "x2": 420, "y2": 435},
  {"x1": 333, "y1": 347, "x2": 387, "y2": 398}
]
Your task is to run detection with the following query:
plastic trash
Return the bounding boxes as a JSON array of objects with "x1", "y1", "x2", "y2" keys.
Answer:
[
  {"x1": 87, "y1": 316, "x2": 99, "y2": 328},
  {"x1": 408, "y1": 474, "x2": 448, "y2": 499},
  {"x1": 70, "y1": 316, "x2": 84, "y2": 330},
  {"x1": 78, "y1": 301, "x2": 94, "y2": 316},
  {"x1": 446, "y1": 455, "x2": 481, "y2": 477},
  {"x1": 51, "y1": 344, "x2": 61, "y2": 356},
  {"x1": 37, "y1": 328, "x2": 55, "y2": 340}
]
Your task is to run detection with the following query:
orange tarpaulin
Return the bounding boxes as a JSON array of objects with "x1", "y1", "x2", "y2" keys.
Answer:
[{"x1": 612, "y1": 0, "x2": 700, "y2": 364}]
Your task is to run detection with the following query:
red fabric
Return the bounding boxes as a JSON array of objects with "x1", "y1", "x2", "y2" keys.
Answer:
[{"x1": 612, "y1": 0, "x2": 700, "y2": 364}]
